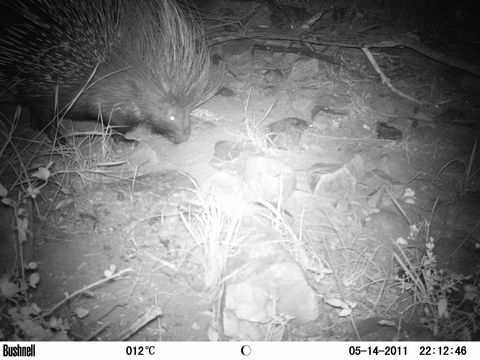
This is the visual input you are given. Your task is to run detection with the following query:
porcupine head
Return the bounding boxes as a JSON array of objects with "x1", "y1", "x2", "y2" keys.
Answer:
[
  {"x1": 94, "y1": 52, "x2": 192, "y2": 144},
  {"x1": 142, "y1": 75, "x2": 193, "y2": 144},
  {"x1": 106, "y1": 0, "x2": 206, "y2": 145},
  {"x1": 49, "y1": 65, "x2": 192, "y2": 144},
  {"x1": 117, "y1": 85, "x2": 191, "y2": 145},
  {"x1": 74, "y1": 55, "x2": 193, "y2": 145}
]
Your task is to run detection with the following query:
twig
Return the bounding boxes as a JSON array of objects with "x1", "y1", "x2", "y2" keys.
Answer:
[
  {"x1": 386, "y1": 189, "x2": 412, "y2": 226},
  {"x1": 115, "y1": 307, "x2": 163, "y2": 341},
  {"x1": 361, "y1": 47, "x2": 434, "y2": 107},
  {"x1": 209, "y1": 31, "x2": 480, "y2": 76},
  {"x1": 87, "y1": 323, "x2": 110, "y2": 341},
  {"x1": 41, "y1": 268, "x2": 134, "y2": 317}
]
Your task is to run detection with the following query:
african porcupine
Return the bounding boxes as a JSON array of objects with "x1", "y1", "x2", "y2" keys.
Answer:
[{"x1": 0, "y1": 0, "x2": 218, "y2": 144}]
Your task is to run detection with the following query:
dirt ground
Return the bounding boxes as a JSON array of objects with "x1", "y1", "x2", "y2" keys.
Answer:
[{"x1": 1, "y1": 0, "x2": 479, "y2": 341}]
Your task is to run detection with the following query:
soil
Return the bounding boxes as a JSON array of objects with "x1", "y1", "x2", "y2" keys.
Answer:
[{"x1": 1, "y1": 0, "x2": 479, "y2": 342}]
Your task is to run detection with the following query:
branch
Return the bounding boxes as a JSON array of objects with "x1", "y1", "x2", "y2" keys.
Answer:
[{"x1": 210, "y1": 31, "x2": 480, "y2": 77}]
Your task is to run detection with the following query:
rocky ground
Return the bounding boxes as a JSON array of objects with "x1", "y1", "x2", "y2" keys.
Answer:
[{"x1": 1, "y1": 0, "x2": 479, "y2": 341}]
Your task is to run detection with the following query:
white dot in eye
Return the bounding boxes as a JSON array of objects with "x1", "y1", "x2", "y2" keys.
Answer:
[{"x1": 169, "y1": 115, "x2": 176, "y2": 121}]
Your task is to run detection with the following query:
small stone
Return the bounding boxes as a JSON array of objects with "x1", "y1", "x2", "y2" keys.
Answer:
[
  {"x1": 216, "y1": 87, "x2": 236, "y2": 97},
  {"x1": 266, "y1": 117, "x2": 310, "y2": 149},
  {"x1": 376, "y1": 122, "x2": 402, "y2": 140},
  {"x1": 244, "y1": 157, "x2": 296, "y2": 203},
  {"x1": 213, "y1": 141, "x2": 242, "y2": 161}
]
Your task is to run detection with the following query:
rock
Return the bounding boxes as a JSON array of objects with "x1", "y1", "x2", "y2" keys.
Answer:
[
  {"x1": 311, "y1": 165, "x2": 356, "y2": 200},
  {"x1": 266, "y1": 117, "x2": 310, "y2": 150},
  {"x1": 376, "y1": 122, "x2": 403, "y2": 141},
  {"x1": 201, "y1": 171, "x2": 247, "y2": 218},
  {"x1": 290, "y1": 59, "x2": 320, "y2": 81},
  {"x1": 244, "y1": 156, "x2": 296, "y2": 203},
  {"x1": 223, "y1": 232, "x2": 319, "y2": 340}
]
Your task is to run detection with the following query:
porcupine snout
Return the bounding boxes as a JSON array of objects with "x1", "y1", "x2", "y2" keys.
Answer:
[{"x1": 153, "y1": 104, "x2": 191, "y2": 144}]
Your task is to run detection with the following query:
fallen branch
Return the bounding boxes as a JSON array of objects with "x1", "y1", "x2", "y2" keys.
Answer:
[
  {"x1": 115, "y1": 307, "x2": 163, "y2": 341},
  {"x1": 210, "y1": 31, "x2": 480, "y2": 77},
  {"x1": 361, "y1": 47, "x2": 436, "y2": 107},
  {"x1": 41, "y1": 267, "x2": 134, "y2": 317}
]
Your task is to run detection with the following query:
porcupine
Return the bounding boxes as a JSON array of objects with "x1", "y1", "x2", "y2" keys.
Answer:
[{"x1": 0, "y1": 0, "x2": 218, "y2": 144}]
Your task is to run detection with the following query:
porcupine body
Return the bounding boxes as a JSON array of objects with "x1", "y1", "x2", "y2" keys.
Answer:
[{"x1": 0, "y1": 0, "x2": 218, "y2": 144}]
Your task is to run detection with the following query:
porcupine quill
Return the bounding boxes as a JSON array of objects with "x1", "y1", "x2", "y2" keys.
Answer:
[{"x1": 0, "y1": 0, "x2": 219, "y2": 144}]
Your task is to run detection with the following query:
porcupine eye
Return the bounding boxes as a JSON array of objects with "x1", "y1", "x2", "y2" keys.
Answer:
[{"x1": 169, "y1": 115, "x2": 176, "y2": 121}]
